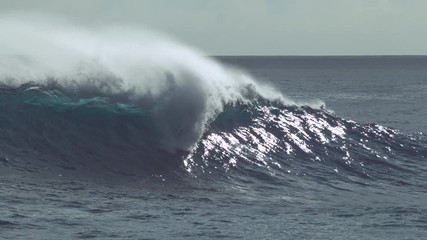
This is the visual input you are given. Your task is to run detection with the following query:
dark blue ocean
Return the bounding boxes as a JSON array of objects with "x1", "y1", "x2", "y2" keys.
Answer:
[
  {"x1": 1, "y1": 50, "x2": 427, "y2": 238},
  {"x1": 0, "y1": 56, "x2": 427, "y2": 239}
]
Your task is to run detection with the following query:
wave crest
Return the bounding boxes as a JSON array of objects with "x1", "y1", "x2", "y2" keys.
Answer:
[{"x1": 0, "y1": 16, "x2": 304, "y2": 151}]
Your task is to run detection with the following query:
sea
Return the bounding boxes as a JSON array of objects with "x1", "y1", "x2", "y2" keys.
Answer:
[{"x1": 1, "y1": 20, "x2": 427, "y2": 240}]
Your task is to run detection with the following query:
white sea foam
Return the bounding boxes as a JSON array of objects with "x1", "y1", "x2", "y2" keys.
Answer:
[{"x1": 0, "y1": 14, "x2": 322, "y2": 151}]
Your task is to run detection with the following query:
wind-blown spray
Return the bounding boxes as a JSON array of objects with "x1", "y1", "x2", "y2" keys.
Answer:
[{"x1": 0, "y1": 15, "x2": 294, "y2": 151}]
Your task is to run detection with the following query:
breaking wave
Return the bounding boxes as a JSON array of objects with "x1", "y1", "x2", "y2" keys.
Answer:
[
  {"x1": 0, "y1": 15, "x2": 302, "y2": 152},
  {"x1": 1, "y1": 16, "x2": 426, "y2": 187}
]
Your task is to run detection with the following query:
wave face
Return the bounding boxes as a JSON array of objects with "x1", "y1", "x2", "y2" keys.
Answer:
[
  {"x1": 186, "y1": 103, "x2": 427, "y2": 188},
  {"x1": 1, "y1": 85, "x2": 426, "y2": 186},
  {"x1": 1, "y1": 17, "x2": 426, "y2": 187}
]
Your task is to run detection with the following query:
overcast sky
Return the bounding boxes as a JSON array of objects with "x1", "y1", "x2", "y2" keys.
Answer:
[{"x1": 1, "y1": 0, "x2": 427, "y2": 55}]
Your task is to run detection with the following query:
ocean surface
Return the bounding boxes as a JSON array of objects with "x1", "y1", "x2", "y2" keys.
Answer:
[{"x1": 1, "y1": 22, "x2": 427, "y2": 239}]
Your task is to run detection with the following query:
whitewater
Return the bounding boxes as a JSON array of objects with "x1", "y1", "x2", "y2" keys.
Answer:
[{"x1": 1, "y1": 16, "x2": 426, "y2": 240}]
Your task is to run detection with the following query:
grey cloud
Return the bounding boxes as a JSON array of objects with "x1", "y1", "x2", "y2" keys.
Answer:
[{"x1": 0, "y1": 0, "x2": 426, "y2": 55}]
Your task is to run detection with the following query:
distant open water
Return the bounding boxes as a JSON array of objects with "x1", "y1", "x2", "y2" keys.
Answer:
[{"x1": 220, "y1": 56, "x2": 427, "y2": 134}]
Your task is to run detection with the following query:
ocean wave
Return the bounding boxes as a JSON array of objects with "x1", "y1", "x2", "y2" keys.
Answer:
[
  {"x1": 0, "y1": 17, "x2": 425, "y2": 186},
  {"x1": 0, "y1": 15, "x2": 307, "y2": 152},
  {"x1": 0, "y1": 85, "x2": 426, "y2": 185},
  {"x1": 186, "y1": 103, "x2": 427, "y2": 187}
]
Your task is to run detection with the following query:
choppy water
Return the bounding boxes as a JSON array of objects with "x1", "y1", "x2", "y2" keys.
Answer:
[{"x1": 1, "y1": 18, "x2": 427, "y2": 239}]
